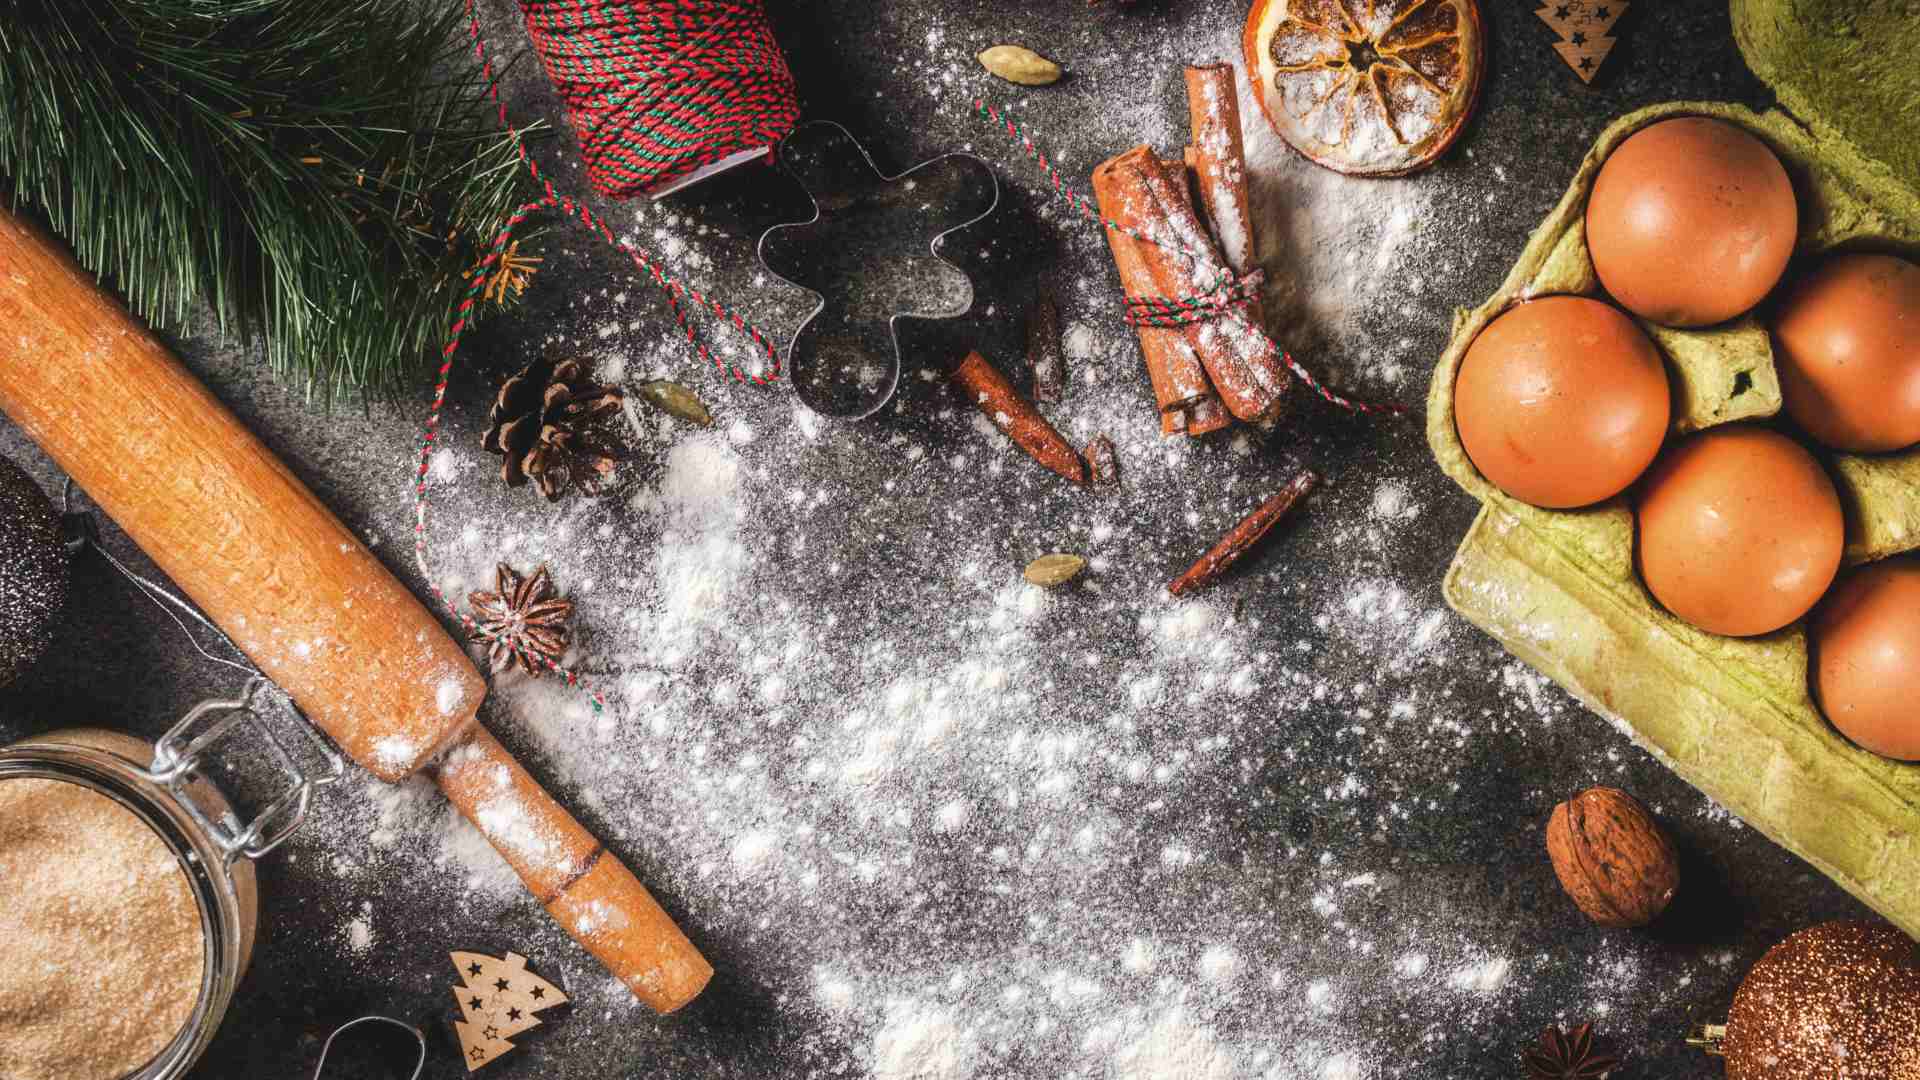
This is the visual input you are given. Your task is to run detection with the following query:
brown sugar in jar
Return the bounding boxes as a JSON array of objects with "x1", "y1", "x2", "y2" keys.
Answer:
[
  {"x1": 0, "y1": 725, "x2": 267, "y2": 1080},
  {"x1": 0, "y1": 776, "x2": 204, "y2": 1080}
]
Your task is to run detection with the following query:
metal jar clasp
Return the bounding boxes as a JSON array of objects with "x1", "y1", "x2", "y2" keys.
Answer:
[{"x1": 143, "y1": 681, "x2": 344, "y2": 863}]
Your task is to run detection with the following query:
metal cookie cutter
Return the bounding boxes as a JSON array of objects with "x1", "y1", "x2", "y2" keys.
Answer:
[
  {"x1": 757, "y1": 121, "x2": 1000, "y2": 419},
  {"x1": 312, "y1": 1016, "x2": 428, "y2": 1080}
]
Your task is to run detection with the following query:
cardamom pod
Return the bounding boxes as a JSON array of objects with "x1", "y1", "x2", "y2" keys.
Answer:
[
  {"x1": 637, "y1": 380, "x2": 713, "y2": 427},
  {"x1": 1024, "y1": 553, "x2": 1087, "y2": 588},
  {"x1": 978, "y1": 45, "x2": 1063, "y2": 87}
]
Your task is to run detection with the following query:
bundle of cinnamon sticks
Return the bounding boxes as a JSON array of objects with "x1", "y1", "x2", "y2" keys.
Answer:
[{"x1": 1094, "y1": 64, "x2": 1293, "y2": 437}]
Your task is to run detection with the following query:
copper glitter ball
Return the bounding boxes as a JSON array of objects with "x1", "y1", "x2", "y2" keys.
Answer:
[{"x1": 1725, "y1": 921, "x2": 1920, "y2": 1079}]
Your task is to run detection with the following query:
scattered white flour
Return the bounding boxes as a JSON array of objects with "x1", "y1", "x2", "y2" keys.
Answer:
[
  {"x1": 435, "y1": 675, "x2": 466, "y2": 716},
  {"x1": 343, "y1": 902, "x2": 375, "y2": 956},
  {"x1": 360, "y1": 774, "x2": 519, "y2": 897},
  {"x1": 370, "y1": 734, "x2": 420, "y2": 773},
  {"x1": 1321, "y1": 1051, "x2": 1373, "y2": 1080},
  {"x1": 871, "y1": 999, "x2": 976, "y2": 1080},
  {"x1": 1446, "y1": 957, "x2": 1514, "y2": 995},
  {"x1": 1234, "y1": 61, "x2": 1449, "y2": 393},
  {"x1": 1197, "y1": 945, "x2": 1239, "y2": 983},
  {"x1": 273, "y1": 8, "x2": 1712, "y2": 1078},
  {"x1": 1105, "y1": 1008, "x2": 1235, "y2": 1080}
]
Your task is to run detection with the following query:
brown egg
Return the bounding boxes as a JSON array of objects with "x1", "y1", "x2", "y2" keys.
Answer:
[
  {"x1": 1454, "y1": 296, "x2": 1670, "y2": 509},
  {"x1": 1811, "y1": 557, "x2": 1920, "y2": 761},
  {"x1": 1587, "y1": 117, "x2": 1798, "y2": 327},
  {"x1": 1636, "y1": 426, "x2": 1842, "y2": 637},
  {"x1": 1774, "y1": 253, "x2": 1920, "y2": 453}
]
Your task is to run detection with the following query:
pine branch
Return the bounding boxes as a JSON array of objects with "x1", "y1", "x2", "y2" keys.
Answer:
[{"x1": 0, "y1": 0, "x2": 532, "y2": 400}]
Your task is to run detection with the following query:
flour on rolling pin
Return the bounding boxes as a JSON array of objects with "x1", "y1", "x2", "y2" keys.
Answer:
[
  {"x1": 438, "y1": 731, "x2": 714, "y2": 1011},
  {"x1": 0, "y1": 207, "x2": 711, "y2": 1014},
  {"x1": 0, "y1": 211, "x2": 486, "y2": 781}
]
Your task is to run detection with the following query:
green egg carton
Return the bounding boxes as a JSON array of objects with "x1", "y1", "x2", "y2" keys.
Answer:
[{"x1": 1426, "y1": 2, "x2": 1920, "y2": 935}]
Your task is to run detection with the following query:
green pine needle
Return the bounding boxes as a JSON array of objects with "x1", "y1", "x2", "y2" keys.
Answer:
[{"x1": 0, "y1": 0, "x2": 530, "y2": 400}]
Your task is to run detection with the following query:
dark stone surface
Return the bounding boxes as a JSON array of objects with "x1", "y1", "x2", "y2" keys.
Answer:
[{"x1": 0, "y1": 1, "x2": 1878, "y2": 1078}]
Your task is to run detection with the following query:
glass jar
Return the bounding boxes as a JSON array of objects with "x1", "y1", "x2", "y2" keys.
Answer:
[{"x1": 0, "y1": 680, "x2": 331, "y2": 1080}]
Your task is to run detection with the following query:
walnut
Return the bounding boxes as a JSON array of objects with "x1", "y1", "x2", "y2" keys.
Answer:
[{"x1": 1546, "y1": 787, "x2": 1680, "y2": 928}]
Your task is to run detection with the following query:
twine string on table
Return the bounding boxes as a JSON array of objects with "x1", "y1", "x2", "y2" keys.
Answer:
[{"x1": 411, "y1": 0, "x2": 802, "y2": 711}]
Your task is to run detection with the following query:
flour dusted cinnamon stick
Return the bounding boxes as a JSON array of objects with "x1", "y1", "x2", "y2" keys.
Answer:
[
  {"x1": 1167, "y1": 470, "x2": 1318, "y2": 595},
  {"x1": 1092, "y1": 151, "x2": 1230, "y2": 437},
  {"x1": 1111, "y1": 147, "x2": 1293, "y2": 425},
  {"x1": 1027, "y1": 286, "x2": 1066, "y2": 404},
  {"x1": 952, "y1": 350, "x2": 1086, "y2": 484},
  {"x1": 1183, "y1": 63, "x2": 1263, "y2": 328}
]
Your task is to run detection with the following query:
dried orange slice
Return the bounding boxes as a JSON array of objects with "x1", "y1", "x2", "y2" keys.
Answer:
[{"x1": 1244, "y1": 0, "x2": 1484, "y2": 177}]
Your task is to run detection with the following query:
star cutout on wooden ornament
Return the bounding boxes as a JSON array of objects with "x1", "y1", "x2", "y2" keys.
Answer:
[
  {"x1": 1536, "y1": 0, "x2": 1629, "y2": 83},
  {"x1": 449, "y1": 950, "x2": 571, "y2": 1073}
]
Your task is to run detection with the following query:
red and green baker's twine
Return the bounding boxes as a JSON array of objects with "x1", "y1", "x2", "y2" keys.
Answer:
[
  {"x1": 1125, "y1": 269, "x2": 1268, "y2": 329},
  {"x1": 521, "y1": 0, "x2": 801, "y2": 199},
  {"x1": 414, "y1": 0, "x2": 797, "y2": 709}
]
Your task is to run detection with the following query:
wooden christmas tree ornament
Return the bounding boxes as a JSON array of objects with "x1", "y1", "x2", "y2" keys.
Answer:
[
  {"x1": 1536, "y1": 1, "x2": 1629, "y2": 83},
  {"x1": 450, "y1": 951, "x2": 569, "y2": 1072}
]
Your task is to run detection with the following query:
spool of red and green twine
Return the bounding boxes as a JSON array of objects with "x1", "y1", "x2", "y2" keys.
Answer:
[{"x1": 518, "y1": 0, "x2": 801, "y2": 199}]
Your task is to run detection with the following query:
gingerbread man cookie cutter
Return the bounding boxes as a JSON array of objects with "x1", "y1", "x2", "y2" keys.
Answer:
[{"x1": 757, "y1": 121, "x2": 1000, "y2": 419}]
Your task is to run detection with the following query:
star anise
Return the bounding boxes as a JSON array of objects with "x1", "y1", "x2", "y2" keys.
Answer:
[
  {"x1": 1524, "y1": 1023, "x2": 1619, "y2": 1080},
  {"x1": 468, "y1": 563, "x2": 574, "y2": 676}
]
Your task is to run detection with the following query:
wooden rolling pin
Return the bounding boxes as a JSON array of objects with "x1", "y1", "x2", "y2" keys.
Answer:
[{"x1": 0, "y1": 207, "x2": 712, "y2": 1013}]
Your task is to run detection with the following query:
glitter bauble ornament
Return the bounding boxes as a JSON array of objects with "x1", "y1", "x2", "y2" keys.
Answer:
[
  {"x1": 1723, "y1": 921, "x2": 1920, "y2": 1079},
  {"x1": 0, "y1": 454, "x2": 67, "y2": 688}
]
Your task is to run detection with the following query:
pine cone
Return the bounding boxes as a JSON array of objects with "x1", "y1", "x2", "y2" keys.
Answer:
[{"x1": 481, "y1": 357, "x2": 625, "y2": 500}]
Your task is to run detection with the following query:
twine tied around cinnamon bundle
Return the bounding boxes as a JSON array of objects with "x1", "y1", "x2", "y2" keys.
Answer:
[{"x1": 1123, "y1": 267, "x2": 1268, "y2": 329}]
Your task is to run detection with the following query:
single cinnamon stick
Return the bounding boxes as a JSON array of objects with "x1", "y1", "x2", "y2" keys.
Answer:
[
  {"x1": 952, "y1": 350, "x2": 1086, "y2": 484},
  {"x1": 1183, "y1": 63, "x2": 1262, "y2": 330},
  {"x1": 1027, "y1": 285, "x2": 1066, "y2": 404},
  {"x1": 1155, "y1": 158, "x2": 1233, "y2": 438},
  {"x1": 1091, "y1": 152, "x2": 1231, "y2": 437},
  {"x1": 1110, "y1": 147, "x2": 1293, "y2": 425},
  {"x1": 1084, "y1": 435, "x2": 1119, "y2": 486},
  {"x1": 1167, "y1": 470, "x2": 1318, "y2": 596}
]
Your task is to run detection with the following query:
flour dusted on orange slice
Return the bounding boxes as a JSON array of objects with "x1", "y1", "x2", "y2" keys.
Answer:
[{"x1": 1244, "y1": 0, "x2": 1484, "y2": 177}]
